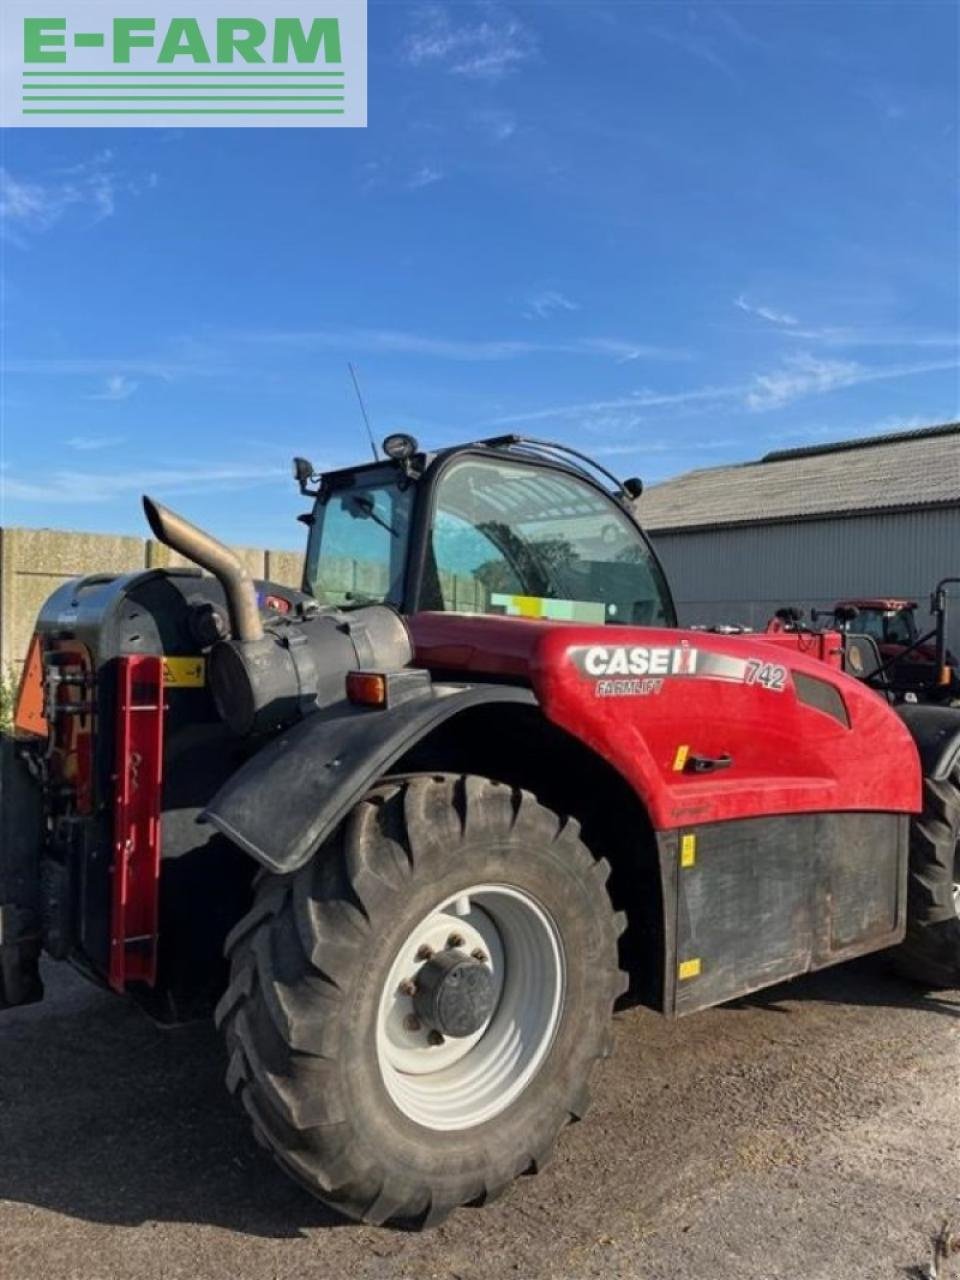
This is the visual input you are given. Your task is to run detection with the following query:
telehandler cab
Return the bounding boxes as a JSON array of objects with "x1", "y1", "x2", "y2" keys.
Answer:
[{"x1": 4, "y1": 433, "x2": 960, "y2": 1227}]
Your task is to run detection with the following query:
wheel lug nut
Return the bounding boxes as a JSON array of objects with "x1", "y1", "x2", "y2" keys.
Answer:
[
  {"x1": 447, "y1": 933, "x2": 465, "y2": 949},
  {"x1": 415, "y1": 944, "x2": 434, "y2": 961},
  {"x1": 398, "y1": 979, "x2": 417, "y2": 997},
  {"x1": 471, "y1": 948, "x2": 488, "y2": 963},
  {"x1": 427, "y1": 1030, "x2": 445, "y2": 1046},
  {"x1": 404, "y1": 1013, "x2": 421, "y2": 1032}
]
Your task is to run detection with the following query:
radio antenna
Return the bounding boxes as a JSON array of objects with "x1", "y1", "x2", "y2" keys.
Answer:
[{"x1": 348, "y1": 362, "x2": 379, "y2": 462}]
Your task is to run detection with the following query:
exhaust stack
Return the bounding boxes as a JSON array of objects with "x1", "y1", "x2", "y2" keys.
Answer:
[
  {"x1": 142, "y1": 495, "x2": 264, "y2": 644},
  {"x1": 141, "y1": 493, "x2": 413, "y2": 737}
]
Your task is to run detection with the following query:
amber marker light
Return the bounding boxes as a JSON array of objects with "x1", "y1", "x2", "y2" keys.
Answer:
[{"x1": 346, "y1": 671, "x2": 388, "y2": 707}]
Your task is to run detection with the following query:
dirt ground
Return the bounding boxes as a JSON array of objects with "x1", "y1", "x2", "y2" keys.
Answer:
[{"x1": 0, "y1": 956, "x2": 958, "y2": 1280}]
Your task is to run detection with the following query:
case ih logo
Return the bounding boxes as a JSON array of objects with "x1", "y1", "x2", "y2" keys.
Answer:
[
  {"x1": 572, "y1": 645, "x2": 700, "y2": 678},
  {"x1": 571, "y1": 644, "x2": 790, "y2": 695},
  {"x1": 1, "y1": 0, "x2": 367, "y2": 128}
]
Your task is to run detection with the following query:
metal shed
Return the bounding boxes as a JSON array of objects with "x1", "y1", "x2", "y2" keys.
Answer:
[{"x1": 641, "y1": 422, "x2": 960, "y2": 650}]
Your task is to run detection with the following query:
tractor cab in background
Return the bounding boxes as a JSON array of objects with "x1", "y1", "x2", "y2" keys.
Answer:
[
  {"x1": 833, "y1": 598, "x2": 921, "y2": 650},
  {"x1": 766, "y1": 589, "x2": 960, "y2": 704},
  {"x1": 825, "y1": 592, "x2": 959, "y2": 703}
]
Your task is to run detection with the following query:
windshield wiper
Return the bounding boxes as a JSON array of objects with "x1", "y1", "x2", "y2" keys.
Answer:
[{"x1": 346, "y1": 494, "x2": 398, "y2": 538}]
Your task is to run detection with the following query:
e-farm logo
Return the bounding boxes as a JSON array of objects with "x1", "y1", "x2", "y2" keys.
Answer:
[{"x1": 1, "y1": 0, "x2": 367, "y2": 127}]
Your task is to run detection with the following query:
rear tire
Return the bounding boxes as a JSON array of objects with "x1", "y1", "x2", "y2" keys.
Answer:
[
  {"x1": 215, "y1": 774, "x2": 625, "y2": 1227},
  {"x1": 893, "y1": 764, "x2": 960, "y2": 987}
]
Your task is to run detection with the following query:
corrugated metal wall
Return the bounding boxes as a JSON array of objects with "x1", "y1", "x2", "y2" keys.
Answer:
[{"x1": 649, "y1": 506, "x2": 960, "y2": 651}]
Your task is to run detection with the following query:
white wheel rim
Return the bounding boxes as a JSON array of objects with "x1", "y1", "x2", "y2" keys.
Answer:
[{"x1": 375, "y1": 884, "x2": 565, "y2": 1131}]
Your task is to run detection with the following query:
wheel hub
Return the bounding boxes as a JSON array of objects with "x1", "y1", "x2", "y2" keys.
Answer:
[
  {"x1": 414, "y1": 949, "x2": 496, "y2": 1038},
  {"x1": 375, "y1": 884, "x2": 566, "y2": 1130}
]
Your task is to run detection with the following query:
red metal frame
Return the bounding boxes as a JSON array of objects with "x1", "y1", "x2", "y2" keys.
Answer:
[{"x1": 109, "y1": 655, "x2": 164, "y2": 993}]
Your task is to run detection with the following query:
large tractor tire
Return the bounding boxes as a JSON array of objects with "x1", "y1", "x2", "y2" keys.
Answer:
[
  {"x1": 894, "y1": 764, "x2": 960, "y2": 988},
  {"x1": 215, "y1": 774, "x2": 625, "y2": 1227}
]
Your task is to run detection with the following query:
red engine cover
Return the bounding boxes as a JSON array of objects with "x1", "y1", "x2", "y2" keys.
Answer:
[{"x1": 409, "y1": 613, "x2": 922, "y2": 829}]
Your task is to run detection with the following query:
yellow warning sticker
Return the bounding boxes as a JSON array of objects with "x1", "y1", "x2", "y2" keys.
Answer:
[
  {"x1": 678, "y1": 958, "x2": 701, "y2": 981},
  {"x1": 162, "y1": 656, "x2": 206, "y2": 688},
  {"x1": 672, "y1": 744, "x2": 690, "y2": 772},
  {"x1": 680, "y1": 834, "x2": 697, "y2": 867}
]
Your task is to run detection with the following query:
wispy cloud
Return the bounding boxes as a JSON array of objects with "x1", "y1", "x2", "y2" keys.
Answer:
[
  {"x1": 407, "y1": 165, "x2": 444, "y2": 190},
  {"x1": 712, "y1": 7, "x2": 768, "y2": 51},
  {"x1": 2, "y1": 356, "x2": 214, "y2": 380},
  {"x1": 648, "y1": 22, "x2": 739, "y2": 86},
  {"x1": 490, "y1": 384, "x2": 734, "y2": 427},
  {"x1": 0, "y1": 152, "x2": 154, "y2": 244},
  {"x1": 791, "y1": 324, "x2": 959, "y2": 350},
  {"x1": 86, "y1": 374, "x2": 140, "y2": 402},
  {"x1": 239, "y1": 326, "x2": 686, "y2": 363},
  {"x1": 578, "y1": 338, "x2": 688, "y2": 363},
  {"x1": 471, "y1": 108, "x2": 517, "y2": 142},
  {"x1": 524, "y1": 289, "x2": 580, "y2": 320},
  {"x1": 2, "y1": 463, "x2": 286, "y2": 505},
  {"x1": 734, "y1": 294, "x2": 799, "y2": 327},
  {"x1": 490, "y1": 354, "x2": 959, "y2": 425},
  {"x1": 403, "y1": 3, "x2": 537, "y2": 79},
  {"x1": 67, "y1": 434, "x2": 127, "y2": 451},
  {"x1": 732, "y1": 295, "x2": 956, "y2": 350},
  {"x1": 745, "y1": 353, "x2": 959, "y2": 410},
  {"x1": 744, "y1": 353, "x2": 861, "y2": 410}
]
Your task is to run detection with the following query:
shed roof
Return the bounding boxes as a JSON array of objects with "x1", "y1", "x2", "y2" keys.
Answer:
[{"x1": 640, "y1": 421, "x2": 960, "y2": 533}]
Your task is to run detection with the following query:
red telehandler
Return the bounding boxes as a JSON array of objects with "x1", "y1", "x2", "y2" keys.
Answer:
[{"x1": 4, "y1": 433, "x2": 959, "y2": 1226}]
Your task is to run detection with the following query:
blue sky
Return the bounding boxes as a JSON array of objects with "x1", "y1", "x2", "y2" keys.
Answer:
[{"x1": 1, "y1": 0, "x2": 957, "y2": 549}]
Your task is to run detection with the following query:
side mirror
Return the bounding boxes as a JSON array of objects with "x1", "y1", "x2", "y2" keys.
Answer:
[{"x1": 292, "y1": 456, "x2": 319, "y2": 497}]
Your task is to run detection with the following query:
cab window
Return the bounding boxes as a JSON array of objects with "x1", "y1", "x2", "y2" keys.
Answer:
[
  {"x1": 424, "y1": 457, "x2": 674, "y2": 626},
  {"x1": 305, "y1": 471, "x2": 414, "y2": 607}
]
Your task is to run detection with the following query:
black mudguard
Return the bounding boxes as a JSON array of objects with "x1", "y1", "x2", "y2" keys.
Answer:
[
  {"x1": 201, "y1": 684, "x2": 536, "y2": 874},
  {"x1": 897, "y1": 703, "x2": 960, "y2": 781}
]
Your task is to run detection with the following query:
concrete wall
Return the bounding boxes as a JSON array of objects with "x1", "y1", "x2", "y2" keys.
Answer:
[
  {"x1": 0, "y1": 526, "x2": 305, "y2": 672},
  {"x1": 649, "y1": 505, "x2": 960, "y2": 653}
]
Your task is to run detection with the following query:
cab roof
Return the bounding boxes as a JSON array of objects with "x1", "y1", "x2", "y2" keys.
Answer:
[{"x1": 837, "y1": 598, "x2": 918, "y2": 612}]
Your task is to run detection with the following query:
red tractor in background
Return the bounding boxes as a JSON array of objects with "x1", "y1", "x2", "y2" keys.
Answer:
[
  {"x1": 817, "y1": 592, "x2": 960, "y2": 704},
  {"x1": 4, "y1": 433, "x2": 960, "y2": 1228}
]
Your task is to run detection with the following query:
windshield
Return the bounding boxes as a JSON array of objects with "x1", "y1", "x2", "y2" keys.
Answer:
[
  {"x1": 857, "y1": 608, "x2": 917, "y2": 646},
  {"x1": 305, "y1": 469, "x2": 414, "y2": 607},
  {"x1": 423, "y1": 457, "x2": 674, "y2": 626},
  {"x1": 885, "y1": 609, "x2": 918, "y2": 645}
]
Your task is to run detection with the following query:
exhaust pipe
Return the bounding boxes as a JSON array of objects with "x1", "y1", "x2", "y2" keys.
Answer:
[{"x1": 142, "y1": 495, "x2": 264, "y2": 643}]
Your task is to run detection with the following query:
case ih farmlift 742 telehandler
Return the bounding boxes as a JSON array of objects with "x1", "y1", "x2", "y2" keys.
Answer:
[{"x1": 5, "y1": 433, "x2": 960, "y2": 1227}]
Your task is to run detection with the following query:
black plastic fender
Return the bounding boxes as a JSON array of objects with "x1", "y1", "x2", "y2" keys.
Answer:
[
  {"x1": 201, "y1": 683, "x2": 537, "y2": 873},
  {"x1": 896, "y1": 703, "x2": 960, "y2": 781}
]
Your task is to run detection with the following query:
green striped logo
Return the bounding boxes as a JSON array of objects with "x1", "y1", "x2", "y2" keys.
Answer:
[{"x1": 3, "y1": 4, "x2": 367, "y2": 127}]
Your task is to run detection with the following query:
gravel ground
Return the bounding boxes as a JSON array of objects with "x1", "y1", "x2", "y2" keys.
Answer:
[{"x1": 0, "y1": 956, "x2": 957, "y2": 1280}]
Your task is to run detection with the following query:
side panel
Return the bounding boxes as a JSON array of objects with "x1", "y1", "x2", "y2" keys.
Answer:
[
  {"x1": 409, "y1": 614, "x2": 922, "y2": 828},
  {"x1": 538, "y1": 629, "x2": 921, "y2": 828},
  {"x1": 659, "y1": 811, "x2": 909, "y2": 1016}
]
